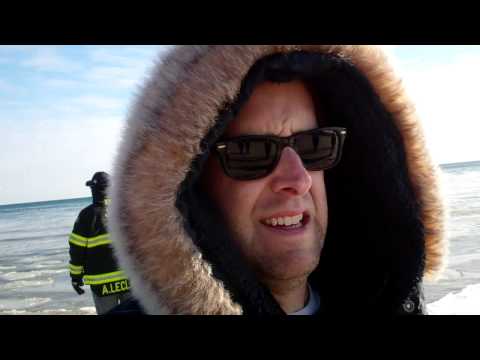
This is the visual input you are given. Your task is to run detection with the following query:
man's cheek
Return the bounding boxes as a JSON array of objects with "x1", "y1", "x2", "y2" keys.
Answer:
[
  {"x1": 309, "y1": 187, "x2": 328, "y2": 233},
  {"x1": 310, "y1": 174, "x2": 327, "y2": 204},
  {"x1": 224, "y1": 189, "x2": 256, "y2": 230}
]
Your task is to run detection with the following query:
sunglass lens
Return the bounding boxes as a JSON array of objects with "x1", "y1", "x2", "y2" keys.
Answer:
[
  {"x1": 294, "y1": 131, "x2": 338, "y2": 170},
  {"x1": 224, "y1": 139, "x2": 278, "y2": 180}
]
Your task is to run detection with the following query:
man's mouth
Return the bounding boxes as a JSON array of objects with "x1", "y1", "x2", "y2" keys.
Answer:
[{"x1": 261, "y1": 212, "x2": 310, "y2": 230}]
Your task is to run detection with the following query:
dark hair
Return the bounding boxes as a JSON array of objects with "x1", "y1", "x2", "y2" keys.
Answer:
[
  {"x1": 177, "y1": 51, "x2": 425, "y2": 315},
  {"x1": 228, "y1": 52, "x2": 346, "y2": 127}
]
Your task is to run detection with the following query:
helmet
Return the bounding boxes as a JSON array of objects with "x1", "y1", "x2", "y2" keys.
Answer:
[{"x1": 86, "y1": 172, "x2": 110, "y2": 189}]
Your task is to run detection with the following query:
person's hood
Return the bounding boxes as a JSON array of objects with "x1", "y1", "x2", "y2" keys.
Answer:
[{"x1": 109, "y1": 45, "x2": 447, "y2": 315}]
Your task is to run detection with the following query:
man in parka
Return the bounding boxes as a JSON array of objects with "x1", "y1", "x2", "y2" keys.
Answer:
[{"x1": 108, "y1": 46, "x2": 447, "y2": 315}]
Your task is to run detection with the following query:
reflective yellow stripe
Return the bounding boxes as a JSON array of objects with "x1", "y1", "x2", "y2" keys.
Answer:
[
  {"x1": 86, "y1": 235, "x2": 111, "y2": 248},
  {"x1": 89, "y1": 234, "x2": 109, "y2": 242},
  {"x1": 69, "y1": 264, "x2": 84, "y2": 275},
  {"x1": 84, "y1": 271, "x2": 125, "y2": 280},
  {"x1": 84, "y1": 271, "x2": 127, "y2": 285},
  {"x1": 69, "y1": 233, "x2": 87, "y2": 247},
  {"x1": 70, "y1": 233, "x2": 87, "y2": 241},
  {"x1": 69, "y1": 233, "x2": 111, "y2": 248},
  {"x1": 84, "y1": 276, "x2": 128, "y2": 285},
  {"x1": 69, "y1": 239, "x2": 87, "y2": 247},
  {"x1": 87, "y1": 240, "x2": 112, "y2": 248}
]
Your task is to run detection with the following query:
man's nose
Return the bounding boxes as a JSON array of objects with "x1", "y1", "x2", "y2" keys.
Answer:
[{"x1": 270, "y1": 147, "x2": 312, "y2": 196}]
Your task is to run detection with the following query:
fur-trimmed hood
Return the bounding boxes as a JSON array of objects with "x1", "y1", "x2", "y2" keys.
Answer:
[{"x1": 109, "y1": 45, "x2": 447, "y2": 315}]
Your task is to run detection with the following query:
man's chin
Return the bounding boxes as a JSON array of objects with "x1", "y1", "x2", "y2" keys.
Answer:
[{"x1": 255, "y1": 251, "x2": 321, "y2": 283}]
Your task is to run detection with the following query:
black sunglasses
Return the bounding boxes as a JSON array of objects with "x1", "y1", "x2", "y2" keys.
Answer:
[{"x1": 214, "y1": 127, "x2": 347, "y2": 180}]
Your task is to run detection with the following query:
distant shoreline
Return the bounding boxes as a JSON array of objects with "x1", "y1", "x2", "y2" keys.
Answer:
[
  {"x1": 0, "y1": 196, "x2": 91, "y2": 208},
  {"x1": 440, "y1": 160, "x2": 480, "y2": 169},
  {"x1": 2, "y1": 159, "x2": 480, "y2": 206}
]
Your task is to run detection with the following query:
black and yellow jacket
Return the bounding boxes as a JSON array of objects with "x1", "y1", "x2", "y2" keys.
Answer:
[
  {"x1": 69, "y1": 200, "x2": 130, "y2": 297},
  {"x1": 108, "y1": 45, "x2": 447, "y2": 315}
]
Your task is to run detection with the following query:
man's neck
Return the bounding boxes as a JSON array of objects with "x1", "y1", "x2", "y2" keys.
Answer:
[{"x1": 268, "y1": 279, "x2": 309, "y2": 314}]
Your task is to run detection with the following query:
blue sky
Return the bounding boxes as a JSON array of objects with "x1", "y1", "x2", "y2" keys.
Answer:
[{"x1": 1, "y1": 45, "x2": 480, "y2": 205}]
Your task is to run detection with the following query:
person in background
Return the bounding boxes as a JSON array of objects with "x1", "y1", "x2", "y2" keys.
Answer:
[{"x1": 68, "y1": 171, "x2": 131, "y2": 315}]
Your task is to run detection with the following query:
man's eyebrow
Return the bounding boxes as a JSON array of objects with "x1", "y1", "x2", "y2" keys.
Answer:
[{"x1": 221, "y1": 127, "x2": 324, "y2": 141}]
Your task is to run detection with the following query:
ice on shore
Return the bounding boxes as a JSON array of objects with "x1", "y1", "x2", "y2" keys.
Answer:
[{"x1": 427, "y1": 283, "x2": 480, "y2": 315}]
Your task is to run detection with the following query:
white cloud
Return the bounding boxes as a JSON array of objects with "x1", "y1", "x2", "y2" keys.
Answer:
[
  {"x1": 43, "y1": 78, "x2": 83, "y2": 88},
  {"x1": 0, "y1": 100, "x2": 26, "y2": 107},
  {"x1": 0, "y1": 79, "x2": 22, "y2": 93},
  {"x1": 82, "y1": 46, "x2": 167, "y2": 89},
  {"x1": 0, "y1": 80, "x2": 27, "y2": 98},
  {"x1": 69, "y1": 95, "x2": 126, "y2": 112},
  {"x1": 85, "y1": 65, "x2": 150, "y2": 89},
  {"x1": 88, "y1": 46, "x2": 157, "y2": 66},
  {"x1": 86, "y1": 45, "x2": 168, "y2": 62},
  {"x1": 20, "y1": 47, "x2": 82, "y2": 73},
  {"x1": 0, "y1": 45, "x2": 42, "y2": 52}
]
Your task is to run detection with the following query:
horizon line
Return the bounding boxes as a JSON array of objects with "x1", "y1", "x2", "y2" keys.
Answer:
[
  {"x1": 1, "y1": 159, "x2": 479, "y2": 207},
  {"x1": 0, "y1": 196, "x2": 91, "y2": 208}
]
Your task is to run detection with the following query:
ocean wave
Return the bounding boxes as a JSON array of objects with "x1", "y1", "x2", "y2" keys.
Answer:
[
  {"x1": 0, "y1": 278, "x2": 54, "y2": 290},
  {"x1": 1, "y1": 271, "x2": 40, "y2": 281},
  {"x1": 0, "y1": 269, "x2": 66, "y2": 281},
  {"x1": 11, "y1": 252, "x2": 68, "y2": 263},
  {"x1": 30, "y1": 261, "x2": 65, "y2": 269},
  {"x1": 0, "y1": 297, "x2": 51, "y2": 311},
  {"x1": 0, "y1": 233, "x2": 70, "y2": 243},
  {"x1": 0, "y1": 225, "x2": 70, "y2": 235},
  {"x1": 0, "y1": 309, "x2": 28, "y2": 315},
  {"x1": 0, "y1": 266, "x2": 16, "y2": 271},
  {"x1": 0, "y1": 307, "x2": 96, "y2": 315}
]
